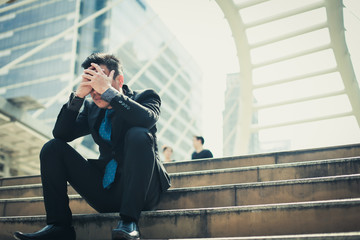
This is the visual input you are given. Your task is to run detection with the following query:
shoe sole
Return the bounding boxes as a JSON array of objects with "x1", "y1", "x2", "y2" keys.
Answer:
[
  {"x1": 112, "y1": 230, "x2": 140, "y2": 240},
  {"x1": 13, "y1": 233, "x2": 28, "y2": 240},
  {"x1": 13, "y1": 232, "x2": 76, "y2": 240},
  {"x1": 13, "y1": 235, "x2": 21, "y2": 240}
]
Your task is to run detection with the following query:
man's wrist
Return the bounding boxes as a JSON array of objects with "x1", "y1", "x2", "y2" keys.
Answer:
[
  {"x1": 67, "y1": 92, "x2": 85, "y2": 111},
  {"x1": 101, "y1": 87, "x2": 119, "y2": 102},
  {"x1": 74, "y1": 92, "x2": 85, "y2": 99}
]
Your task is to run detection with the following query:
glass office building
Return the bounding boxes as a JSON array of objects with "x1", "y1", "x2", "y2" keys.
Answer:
[{"x1": 0, "y1": 0, "x2": 202, "y2": 163}]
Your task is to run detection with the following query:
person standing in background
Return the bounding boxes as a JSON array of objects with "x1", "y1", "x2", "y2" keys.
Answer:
[
  {"x1": 191, "y1": 136, "x2": 213, "y2": 160},
  {"x1": 162, "y1": 145, "x2": 175, "y2": 163}
]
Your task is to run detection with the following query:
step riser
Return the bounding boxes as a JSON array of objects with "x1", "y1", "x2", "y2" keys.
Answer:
[
  {"x1": 0, "y1": 176, "x2": 41, "y2": 187},
  {"x1": 171, "y1": 159, "x2": 360, "y2": 188},
  {"x1": 165, "y1": 144, "x2": 360, "y2": 173},
  {"x1": 166, "y1": 156, "x2": 274, "y2": 173},
  {"x1": 1, "y1": 177, "x2": 359, "y2": 216},
  {"x1": 140, "y1": 205, "x2": 360, "y2": 239},
  {"x1": 2, "y1": 145, "x2": 359, "y2": 187},
  {"x1": 1, "y1": 201, "x2": 359, "y2": 240},
  {"x1": 160, "y1": 177, "x2": 360, "y2": 210},
  {"x1": 0, "y1": 198, "x2": 97, "y2": 217},
  {"x1": 2, "y1": 159, "x2": 358, "y2": 195},
  {"x1": 0, "y1": 185, "x2": 77, "y2": 199}
]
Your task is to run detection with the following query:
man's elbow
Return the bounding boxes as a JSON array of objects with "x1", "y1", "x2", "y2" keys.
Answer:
[{"x1": 52, "y1": 130, "x2": 73, "y2": 142}]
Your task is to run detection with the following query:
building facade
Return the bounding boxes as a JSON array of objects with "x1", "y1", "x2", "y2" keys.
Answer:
[{"x1": 0, "y1": 0, "x2": 202, "y2": 176}]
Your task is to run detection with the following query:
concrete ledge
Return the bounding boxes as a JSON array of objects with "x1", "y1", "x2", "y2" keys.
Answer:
[
  {"x1": 2, "y1": 157, "x2": 359, "y2": 189},
  {"x1": 164, "y1": 143, "x2": 360, "y2": 173},
  {"x1": 1, "y1": 143, "x2": 358, "y2": 186},
  {"x1": 170, "y1": 157, "x2": 360, "y2": 188},
  {"x1": 0, "y1": 183, "x2": 77, "y2": 199},
  {"x1": 146, "y1": 231, "x2": 360, "y2": 239},
  {"x1": 0, "y1": 198, "x2": 359, "y2": 240},
  {"x1": 160, "y1": 174, "x2": 360, "y2": 210},
  {"x1": 1, "y1": 174, "x2": 360, "y2": 216},
  {"x1": 0, "y1": 175, "x2": 41, "y2": 187}
]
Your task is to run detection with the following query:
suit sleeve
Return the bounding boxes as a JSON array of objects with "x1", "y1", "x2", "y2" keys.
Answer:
[
  {"x1": 108, "y1": 88, "x2": 161, "y2": 129},
  {"x1": 52, "y1": 93, "x2": 91, "y2": 142}
]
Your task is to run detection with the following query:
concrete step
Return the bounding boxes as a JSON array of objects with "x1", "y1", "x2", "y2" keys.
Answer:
[
  {"x1": 164, "y1": 143, "x2": 360, "y2": 173},
  {"x1": 1, "y1": 144, "x2": 359, "y2": 188},
  {"x1": 0, "y1": 183, "x2": 77, "y2": 199},
  {"x1": 1, "y1": 174, "x2": 359, "y2": 216},
  {"x1": 1, "y1": 198, "x2": 359, "y2": 240},
  {"x1": 0, "y1": 175, "x2": 41, "y2": 187},
  {"x1": 170, "y1": 157, "x2": 360, "y2": 188},
  {"x1": 1, "y1": 157, "x2": 359, "y2": 199},
  {"x1": 0, "y1": 157, "x2": 359, "y2": 199},
  {"x1": 147, "y1": 231, "x2": 360, "y2": 239}
]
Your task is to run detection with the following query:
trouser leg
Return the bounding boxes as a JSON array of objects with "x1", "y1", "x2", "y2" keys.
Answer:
[
  {"x1": 118, "y1": 127, "x2": 162, "y2": 222},
  {"x1": 40, "y1": 139, "x2": 114, "y2": 225},
  {"x1": 40, "y1": 130, "x2": 162, "y2": 225}
]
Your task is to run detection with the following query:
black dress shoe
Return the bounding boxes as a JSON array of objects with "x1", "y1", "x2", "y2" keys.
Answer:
[
  {"x1": 13, "y1": 224, "x2": 76, "y2": 240},
  {"x1": 112, "y1": 220, "x2": 140, "y2": 240}
]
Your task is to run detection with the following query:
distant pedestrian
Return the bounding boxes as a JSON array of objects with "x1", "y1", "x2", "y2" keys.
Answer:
[
  {"x1": 162, "y1": 145, "x2": 175, "y2": 163},
  {"x1": 191, "y1": 136, "x2": 213, "y2": 160}
]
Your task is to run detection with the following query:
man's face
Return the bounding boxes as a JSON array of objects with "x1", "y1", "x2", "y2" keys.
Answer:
[
  {"x1": 90, "y1": 64, "x2": 121, "y2": 109},
  {"x1": 163, "y1": 148, "x2": 173, "y2": 158},
  {"x1": 193, "y1": 137, "x2": 201, "y2": 148}
]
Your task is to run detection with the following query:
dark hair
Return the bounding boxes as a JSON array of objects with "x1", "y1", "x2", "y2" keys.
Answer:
[
  {"x1": 162, "y1": 145, "x2": 173, "y2": 152},
  {"x1": 81, "y1": 53, "x2": 123, "y2": 79},
  {"x1": 194, "y1": 136, "x2": 204, "y2": 145}
]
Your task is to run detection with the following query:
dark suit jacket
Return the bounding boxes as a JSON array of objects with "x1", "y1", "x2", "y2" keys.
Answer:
[{"x1": 52, "y1": 85, "x2": 171, "y2": 192}]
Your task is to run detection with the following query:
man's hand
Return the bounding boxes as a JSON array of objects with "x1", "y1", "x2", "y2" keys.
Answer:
[
  {"x1": 75, "y1": 65, "x2": 95, "y2": 98},
  {"x1": 82, "y1": 63, "x2": 115, "y2": 95}
]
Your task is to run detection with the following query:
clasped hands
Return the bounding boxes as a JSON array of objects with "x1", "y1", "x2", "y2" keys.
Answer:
[{"x1": 75, "y1": 63, "x2": 116, "y2": 98}]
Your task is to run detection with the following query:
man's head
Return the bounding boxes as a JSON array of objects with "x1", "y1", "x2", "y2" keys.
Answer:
[
  {"x1": 81, "y1": 53, "x2": 123, "y2": 79},
  {"x1": 162, "y1": 145, "x2": 173, "y2": 160},
  {"x1": 193, "y1": 136, "x2": 204, "y2": 149},
  {"x1": 81, "y1": 53, "x2": 124, "y2": 108}
]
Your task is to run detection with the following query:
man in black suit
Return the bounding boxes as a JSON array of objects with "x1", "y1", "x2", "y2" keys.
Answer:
[{"x1": 14, "y1": 53, "x2": 171, "y2": 240}]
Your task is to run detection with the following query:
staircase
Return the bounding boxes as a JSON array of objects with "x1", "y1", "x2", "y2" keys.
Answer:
[{"x1": 1, "y1": 144, "x2": 360, "y2": 239}]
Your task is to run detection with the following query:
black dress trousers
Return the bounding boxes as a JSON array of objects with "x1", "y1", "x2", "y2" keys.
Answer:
[{"x1": 40, "y1": 127, "x2": 162, "y2": 226}]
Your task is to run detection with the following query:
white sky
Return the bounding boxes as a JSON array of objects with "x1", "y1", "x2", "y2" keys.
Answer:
[{"x1": 146, "y1": 0, "x2": 360, "y2": 157}]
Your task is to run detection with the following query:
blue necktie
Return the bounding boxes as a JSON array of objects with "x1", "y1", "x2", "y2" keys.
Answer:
[{"x1": 99, "y1": 109, "x2": 118, "y2": 189}]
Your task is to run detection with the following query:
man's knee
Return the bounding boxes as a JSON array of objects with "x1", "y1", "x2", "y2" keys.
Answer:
[
  {"x1": 40, "y1": 138, "x2": 67, "y2": 161},
  {"x1": 125, "y1": 127, "x2": 152, "y2": 145}
]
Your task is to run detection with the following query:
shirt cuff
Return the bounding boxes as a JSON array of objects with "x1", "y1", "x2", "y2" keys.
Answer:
[
  {"x1": 101, "y1": 87, "x2": 118, "y2": 102},
  {"x1": 67, "y1": 92, "x2": 84, "y2": 111}
]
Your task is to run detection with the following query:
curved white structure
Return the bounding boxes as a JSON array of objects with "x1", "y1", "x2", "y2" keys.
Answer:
[{"x1": 217, "y1": 0, "x2": 360, "y2": 154}]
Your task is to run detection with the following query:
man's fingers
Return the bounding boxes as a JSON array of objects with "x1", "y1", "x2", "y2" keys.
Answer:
[
  {"x1": 109, "y1": 70, "x2": 115, "y2": 79},
  {"x1": 82, "y1": 73, "x2": 93, "y2": 80},
  {"x1": 91, "y1": 63, "x2": 104, "y2": 75},
  {"x1": 83, "y1": 69, "x2": 97, "y2": 76},
  {"x1": 81, "y1": 81, "x2": 92, "y2": 87}
]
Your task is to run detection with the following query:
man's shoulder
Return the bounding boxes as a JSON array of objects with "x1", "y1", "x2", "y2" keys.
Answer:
[
  {"x1": 133, "y1": 88, "x2": 160, "y2": 102},
  {"x1": 133, "y1": 88, "x2": 159, "y2": 97},
  {"x1": 201, "y1": 149, "x2": 213, "y2": 157}
]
